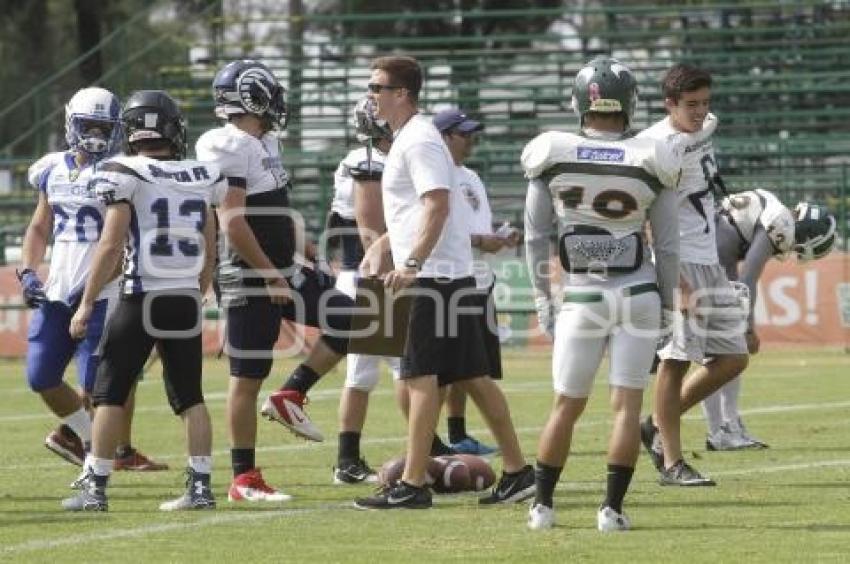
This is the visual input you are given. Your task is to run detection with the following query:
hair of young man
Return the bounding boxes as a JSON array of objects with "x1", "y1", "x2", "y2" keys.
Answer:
[
  {"x1": 370, "y1": 56, "x2": 422, "y2": 102},
  {"x1": 661, "y1": 63, "x2": 713, "y2": 103}
]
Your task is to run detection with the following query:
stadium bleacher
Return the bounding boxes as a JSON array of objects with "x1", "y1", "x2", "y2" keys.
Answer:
[{"x1": 0, "y1": 1, "x2": 848, "y2": 261}]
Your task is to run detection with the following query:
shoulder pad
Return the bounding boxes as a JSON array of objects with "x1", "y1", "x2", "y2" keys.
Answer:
[
  {"x1": 756, "y1": 190, "x2": 795, "y2": 256},
  {"x1": 348, "y1": 159, "x2": 384, "y2": 181},
  {"x1": 27, "y1": 152, "x2": 65, "y2": 189},
  {"x1": 520, "y1": 131, "x2": 579, "y2": 179},
  {"x1": 195, "y1": 127, "x2": 250, "y2": 159}
]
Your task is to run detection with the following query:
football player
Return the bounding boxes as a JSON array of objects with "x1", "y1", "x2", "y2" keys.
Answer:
[
  {"x1": 702, "y1": 191, "x2": 836, "y2": 450},
  {"x1": 20, "y1": 87, "x2": 166, "y2": 475},
  {"x1": 524, "y1": 57, "x2": 681, "y2": 531},
  {"x1": 329, "y1": 97, "x2": 399, "y2": 484},
  {"x1": 638, "y1": 64, "x2": 749, "y2": 486},
  {"x1": 62, "y1": 90, "x2": 224, "y2": 511},
  {"x1": 196, "y1": 60, "x2": 353, "y2": 502},
  {"x1": 433, "y1": 108, "x2": 522, "y2": 456}
]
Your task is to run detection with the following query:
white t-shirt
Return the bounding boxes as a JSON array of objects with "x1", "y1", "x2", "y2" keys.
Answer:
[
  {"x1": 331, "y1": 145, "x2": 386, "y2": 220},
  {"x1": 381, "y1": 114, "x2": 472, "y2": 279},
  {"x1": 28, "y1": 151, "x2": 119, "y2": 305},
  {"x1": 456, "y1": 165, "x2": 495, "y2": 289},
  {"x1": 638, "y1": 114, "x2": 720, "y2": 264},
  {"x1": 92, "y1": 155, "x2": 226, "y2": 294}
]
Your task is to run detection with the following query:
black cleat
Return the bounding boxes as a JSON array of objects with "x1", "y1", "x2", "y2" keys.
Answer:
[
  {"x1": 354, "y1": 481, "x2": 432, "y2": 510},
  {"x1": 334, "y1": 458, "x2": 378, "y2": 485},
  {"x1": 479, "y1": 465, "x2": 536, "y2": 505},
  {"x1": 640, "y1": 415, "x2": 665, "y2": 472}
]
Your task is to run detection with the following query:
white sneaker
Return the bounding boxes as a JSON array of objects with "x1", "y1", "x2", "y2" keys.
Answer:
[
  {"x1": 597, "y1": 506, "x2": 630, "y2": 532},
  {"x1": 705, "y1": 424, "x2": 749, "y2": 451},
  {"x1": 527, "y1": 503, "x2": 555, "y2": 530},
  {"x1": 728, "y1": 418, "x2": 769, "y2": 449}
]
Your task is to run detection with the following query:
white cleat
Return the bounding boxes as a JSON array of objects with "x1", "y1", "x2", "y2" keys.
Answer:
[
  {"x1": 527, "y1": 503, "x2": 555, "y2": 530},
  {"x1": 597, "y1": 506, "x2": 631, "y2": 532},
  {"x1": 260, "y1": 390, "x2": 324, "y2": 442},
  {"x1": 706, "y1": 424, "x2": 751, "y2": 451}
]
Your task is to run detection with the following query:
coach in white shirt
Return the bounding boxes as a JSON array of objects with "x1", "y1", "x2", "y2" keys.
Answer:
[{"x1": 355, "y1": 56, "x2": 533, "y2": 510}]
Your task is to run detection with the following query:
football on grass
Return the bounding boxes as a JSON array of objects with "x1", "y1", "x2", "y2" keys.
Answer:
[
  {"x1": 452, "y1": 454, "x2": 496, "y2": 491},
  {"x1": 378, "y1": 455, "x2": 471, "y2": 493}
]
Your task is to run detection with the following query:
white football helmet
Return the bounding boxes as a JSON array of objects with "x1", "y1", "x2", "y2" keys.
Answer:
[{"x1": 65, "y1": 87, "x2": 121, "y2": 157}]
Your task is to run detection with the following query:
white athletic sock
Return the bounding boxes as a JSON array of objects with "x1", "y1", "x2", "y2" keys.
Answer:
[
  {"x1": 720, "y1": 376, "x2": 742, "y2": 424},
  {"x1": 701, "y1": 391, "x2": 724, "y2": 435},
  {"x1": 189, "y1": 456, "x2": 212, "y2": 475},
  {"x1": 63, "y1": 408, "x2": 92, "y2": 445},
  {"x1": 91, "y1": 457, "x2": 114, "y2": 477}
]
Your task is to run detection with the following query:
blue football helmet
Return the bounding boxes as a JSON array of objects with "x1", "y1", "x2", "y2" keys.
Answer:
[
  {"x1": 793, "y1": 202, "x2": 836, "y2": 261},
  {"x1": 64, "y1": 87, "x2": 121, "y2": 158},
  {"x1": 212, "y1": 60, "x2": 288, "y2": 130}
]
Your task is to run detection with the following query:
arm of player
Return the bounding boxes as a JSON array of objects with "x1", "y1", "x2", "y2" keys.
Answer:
[
  {"x1": 353, "y1": 177, "x2": 387, "y2": 252},
  {"x1": 217, "y1": 186, "x2": 290, "y2": 303},
  {"x1": 384, "y1": 188, "x2": 449, "y2": 291},
  {"x1": 647, "y1": 187, "x2": 680, "y2": 312},
  {"x1": 739, "y1": 229, "x2": 774, "y2": 353},
  {"x1": 17, "y1": 193, "x2": 53, "y2": 307},
  {"x1": 524, "y1": 178, "x2": 556, "y2": 337},
  {"x1": 199, "y1": 204, "x2": 216, "y2": 296},
  {"x1": 21, "y1": 192, "x2": 52, "y2": 270},
  {"x1": 69, "y1": 203, "x2": 131, "y2": 339}
]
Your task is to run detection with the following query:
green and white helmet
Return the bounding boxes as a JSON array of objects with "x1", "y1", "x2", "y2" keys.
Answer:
[
  {"x1": 571, "y1": 57, "x2": 638, "y2": 127},
  {"x1": 793, "y1": 202, "x2": 836, "y2": 261}
]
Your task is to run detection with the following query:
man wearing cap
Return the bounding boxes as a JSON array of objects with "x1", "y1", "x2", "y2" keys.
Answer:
[{"x1": 433, "y1": 108, "x2": 522, "y2": 456}]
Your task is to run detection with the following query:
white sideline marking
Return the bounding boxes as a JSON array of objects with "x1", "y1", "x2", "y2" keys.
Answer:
[
  {"x1": 712, "y1": 458, "x2": 850, "y2": 477},
  {"x1": 3, "y1": 398, "x2": 850, "y2": 471},
  {"x1": 5, "y1": 457, "x2": 850, "y2": 555},
  {"x1": 0, "y1": 504, "x2": 345, "y2": 556}
]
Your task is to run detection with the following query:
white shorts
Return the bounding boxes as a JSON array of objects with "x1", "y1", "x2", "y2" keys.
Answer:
[
  {"x1": 657, "y1": 262, "x2": 747, "y2": 363},
  {"x1": 336, "y1": 270, "x2": 400, "y2": 391},
  {"x1": 553, "y1": 282, "x2": 661, "y2": 398}
]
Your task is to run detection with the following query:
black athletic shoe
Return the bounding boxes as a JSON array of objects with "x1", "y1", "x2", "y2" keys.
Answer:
[
  {"x1": 640, "y1": 415, "x2": 665, "y2": 472},
  {"x1": 479, "y1": 465, "x2": 536, "y2": 505},
  {"x1": 659, "y1": 459, "x2": 716, "y2": 487},
  {"x1": 430, "y1": 435, "x2": 457, "y2": 457},
  {"x1": 159, "y1": 468, "x2": 216, "y2": 511},
  {"x1": 334, "y1": 458, "x2": 378, "y2": 485},
  {"x1": 354, "y1": 481, "x2": 432, "y2": 510}
]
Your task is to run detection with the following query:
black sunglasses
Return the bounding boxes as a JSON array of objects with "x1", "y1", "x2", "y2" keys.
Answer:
[{"x1": 367, "y1": 83, "x2": 403, "y2": 94}]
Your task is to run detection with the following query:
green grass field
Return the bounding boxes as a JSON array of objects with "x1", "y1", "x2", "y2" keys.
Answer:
[{"x1": 1, "y1": 348, "x2": 849, "y2": 562}]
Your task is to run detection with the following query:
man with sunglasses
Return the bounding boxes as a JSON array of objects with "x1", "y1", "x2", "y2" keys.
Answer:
[{"x1": 355, "y1": 56, "x2": 533, "y2": 510}]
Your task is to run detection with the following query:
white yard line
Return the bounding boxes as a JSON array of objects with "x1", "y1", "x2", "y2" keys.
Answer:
[
  {"x1": 0, "y1": 503, "x2": 346, "y2": 556},
  {"x1": 3, "y1": 397, "x2": 850, "y2": 471},
  {"x1": 5, "y1": 457, "x2": 850, "y2": 555}
]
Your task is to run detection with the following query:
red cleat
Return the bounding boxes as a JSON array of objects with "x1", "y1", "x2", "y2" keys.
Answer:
[
  {"x1": 260, "y1": 389, "x2": 324, "y2": 442},
  {"x1": 114, "y1": 448, "x2": 169, "y2": 471},
  {"x1": 228, "y1": 468, "x2": 292, "y2": 502}
]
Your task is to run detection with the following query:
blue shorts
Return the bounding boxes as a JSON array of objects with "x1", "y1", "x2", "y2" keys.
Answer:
[{"x1": 25, "y1": 298, "x2": 110, "y2": 393}]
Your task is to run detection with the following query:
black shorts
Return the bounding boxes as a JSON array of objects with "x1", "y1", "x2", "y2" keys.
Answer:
[
  {"x1": 470, "y1": 283, "x2": 502, "y2": 380},
  {"x1": 226, "y1": 266, "x2": 353, "y2": 378},
  {"x1": 399, "y1": 277, "x2": 492, "y2": 386},
  {"x1": 92, "y1": 291, "x2": 204, "y2": 415}
]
